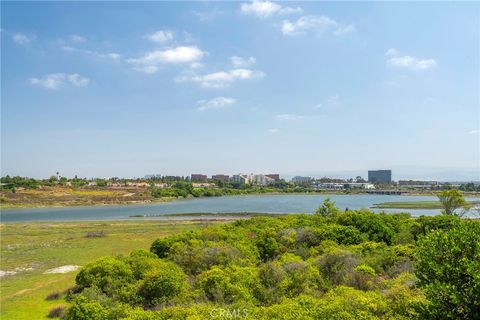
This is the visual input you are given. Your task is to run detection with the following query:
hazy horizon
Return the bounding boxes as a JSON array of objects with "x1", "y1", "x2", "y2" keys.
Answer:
[{"x1": 2, "y1": 2, "x2": 479, "y2": 179}]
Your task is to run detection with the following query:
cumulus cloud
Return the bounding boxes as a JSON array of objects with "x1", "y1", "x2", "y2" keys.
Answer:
[
  {"x1": 230, "y1": 56, "x2": 256, "y2": 68},
  {"x1": 197, "y1": 97, "x2": 236, "y2": 111},
  {"x1": 12, "y1": 33, "x2": 35, "y2": 45},
  {"x1": 276, "y1": 114, "x2": 304, "y2": 120},
  {"x1": 177, "y1": 68, "x2": 265, "y2": 88},
  {"x1": 190, "y1": 62, "x2": 204, "y2": 69},
  {"x1": 144, "y1": 30, "x2": 174, "y2": 44},
  {"x1": 386, "y1": 48, "x2": 437, "y2": 70},
  {"x1": 128, "y1": 46, "x2": 205, "y2": 73},
  {"x1": 467, "y1": 130, "x2": 479, "y2": 135},
  {"x1": 241, "y1": 0, "x2": 302, "y2": 18},
  {"x1": 29, "y1": 73, "x2": 89, "y2": 90},
  {"x1": 67, "y1": 74, "x2": 90, "y2": 87},
  {"x1": 62, "y1": 46, "x2": 121, "y2": 61},
  {"x1": 281, "y1": 15, "x2": 337, "y2": 36}
]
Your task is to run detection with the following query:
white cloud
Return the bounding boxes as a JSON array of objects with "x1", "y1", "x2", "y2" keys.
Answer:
[
  {"x1": 67, "y1": 73, "x2": 90, "y2": 87},
  {"x1": 197, "y1": 97, "x2": 236, "y2": 111},
  {"x1": 281, "y1": 15, "x2": 337, "y2": 36},
  {"x1": 268, "y1": 128, "x2": 280, "y2": 134},
  {"x1": 230, "y1": 56, "x2": 256, "y2": 68},
  {"x1": 190, "y1": 62, "x2": 204, "y2": 69},
  {"x1": 144, "y1": 30, "x2": 174, "y2": 44},
  {"x1": 107, "y1": 53, "x2": 121, "y2": 60},
  {"x1": 62, "y1": 46, "x2": 121, "y2": 61},
  {"x1": 334, "y1": 24, "x2": 355, "y2": 36},
  {"x1": 30, "y1": 74, "x2": 65, "y2": 90},
  {"x1": 276, "y1": 114, "x2": 304, "y2": 120},
  {"x1": 467, "y1": 130, "x2": 479, "y2": 135},
  {"x1": 29, "y1": 73, "x2": 89, "y2": 90},
  {"x1": 241, "y1": 1, "x2": 302, "y2": 18},
  {"x1": 178, "y1": 68, "x2": 265, "y2": 88},
  {"x1": 70, "y1": 35, "x2": 87, "y2": 43},
  {"x1": 386, "y1": 48, "x2": 437, "y2": 70},
  {"x1": 128, "y1": 46, "x2": 205, "y2": 73},
  {"x1": 386, "y1": 48, "x2": 398, "y2": 56},
  {"x1": 135, "y1": 65, "x2": 158, "y2": 74},
  {"x1": 13, "y1": 33, "x2": 35, "y2": 45}
]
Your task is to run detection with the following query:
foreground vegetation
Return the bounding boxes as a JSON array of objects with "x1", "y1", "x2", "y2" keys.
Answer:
[
  {"x1": 0, "y1": 220, "x2": 217, "y2": 320},
  {"x1": 47, "y1": 202, "x2": 479, "y2": 320}
]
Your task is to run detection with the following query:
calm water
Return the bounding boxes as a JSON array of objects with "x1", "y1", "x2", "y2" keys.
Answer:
[{"x1": 1, "y1": 194, "x2": 471, "y2": 223}]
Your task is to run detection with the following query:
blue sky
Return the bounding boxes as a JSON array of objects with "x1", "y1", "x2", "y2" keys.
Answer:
[{"x1": 2, "y1": 1, "x2": 479, "y2": 180}]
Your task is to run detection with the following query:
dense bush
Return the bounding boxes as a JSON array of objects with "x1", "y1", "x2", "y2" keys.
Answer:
[
  {"x1": 414, "y1": 220, "x2": 480, "y2": 319},
  {"x1": 63, "y1": 207, "x2": 479, "y2": 319},
  {"x1": 138, "y1": 263, "x2": 187, "y2": 307},
  {"x1": 76, "y1": 257, "x2": 134, "y2": 295}
]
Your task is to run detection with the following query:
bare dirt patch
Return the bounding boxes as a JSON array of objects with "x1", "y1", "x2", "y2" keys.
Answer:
[{"x1": 44, "y1": 265, "x2": 80, "y2": 274}]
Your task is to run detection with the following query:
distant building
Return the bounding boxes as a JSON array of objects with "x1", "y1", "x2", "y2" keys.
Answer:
[
  {"x1": 315, "y1": 182, "x2": 375, "y2": 190},
  {"x1": 251, "y1": 174, "x2": 274, "y2": 186},
  {"x1": 292, "y1": 176, "x2": 312, "y2": 184},
  {"x1": 164, "y1": 176, "x2": 182, "y2": 181},
  {"x1": 191, "y1": 174, "x2": 207, "y2": 182},
  {"x1": 265, "y1": 174, "x2": 280, "y2": 181},
  {"x1": 230, "y1": 174, "x2": 274, "y2": 186},
  {"x1": 398, "y1": 180, "x2": 442, "y2": 190},
  {"x1": 315, "y1": 183, "x2": 343, "y2": 190},
  {"x1": 344, "y1": 182, "x2": 375, "y2": 189},
  {"x1": 368, "y1": 170, "x2": 392, "y2": 184},
  {"x1": 231, "y1": 174, "x2": 250, "y2": 184},
  {"x1": 212, "y1": 174, "x2": 230, "y2": 182}
]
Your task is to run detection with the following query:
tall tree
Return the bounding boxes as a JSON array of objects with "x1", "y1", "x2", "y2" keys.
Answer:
[{"x1": 437, "y1": 189, "x2": 468, "y2": 216}]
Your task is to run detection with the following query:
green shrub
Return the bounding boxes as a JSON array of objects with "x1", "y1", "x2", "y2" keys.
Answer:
[
  {"x1": 316, "y1": 249, "x2": 359, "y2": 287},
  {"x1": 138, "y1": 262, "x2": 187, "y2": 307},
  {"x1": 335, "y1": 210, "x2": 396, "y2": 244},
  {"x1": 64, "y1": 296, "x2": 110, "y2": 320},
  {"x1": 126, "y1": 250, "x2": 164, "y2": 279},
  {"x1": 76, "y1": 257, "x2": 134, "y2": 295},
  {"x1": 414, "y1": 220, "x2": 480, "y2": 319},
  {"x1": 195, "y1": 266, "x2": 253, "y2": 304}
]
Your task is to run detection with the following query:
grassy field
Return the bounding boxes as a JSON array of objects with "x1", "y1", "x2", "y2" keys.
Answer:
[
  {"x1": 372, "y1": 200, "x2": 480, "y2": 209},
  {"x1": 0, "y1": 220, "x2": 222, "y2": 320}
]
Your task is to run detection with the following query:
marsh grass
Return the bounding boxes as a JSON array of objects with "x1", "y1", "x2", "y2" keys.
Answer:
[{"x1": 0, "y1": 220, "x2": 215, "y2": 320}]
